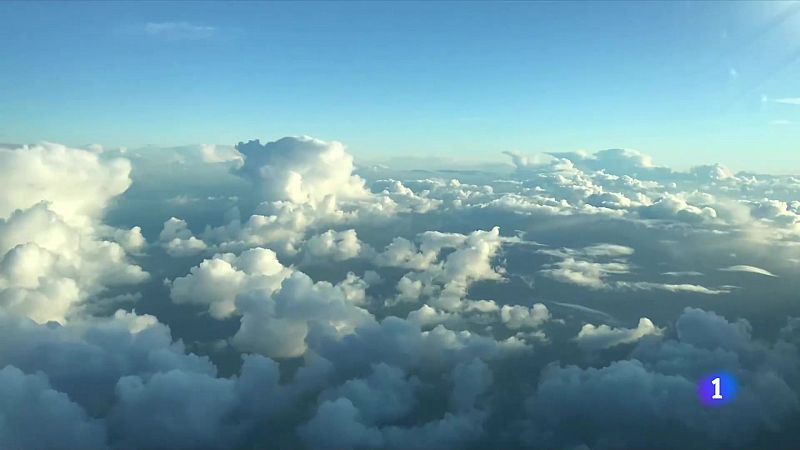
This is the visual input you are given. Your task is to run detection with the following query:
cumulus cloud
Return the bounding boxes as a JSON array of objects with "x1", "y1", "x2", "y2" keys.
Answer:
[
  {"x1": 547, "y1": 148, "x2": 658, "y2": 176},
  {"x1": 0, "y1": 365, "x2": 106, "y2": 450},
  {"x1": 4, "y1": 136, "x2": 800, "y2": 449},
  {"x1": 236, "y1": 136, "x2": 370, "y2": 207},
  {"x1": 524, "y1": 308, "x2": 800, "y2": 449},
  {"x1": 159, "y1": 217, "x2": 208, "y2": 257},
  {"x1": 0, "y1": 144, "x2": 146, "y2": 323},
  {"x1": 575, "y1": 317, "x2": 664, "y2": 350},
  {"x1": 169, "y1": 247, "x2": 292, "y2": 319},
  {"x1": 500, "y1": 304, "x2": 551, "y2": 330},
  {"x1": 232, "y1": 270, "x2": 374, "y2": 358},
  {"x1": 303, "y1": 229, "x2": 363, "y2": 262},
  {"x1": 196, "y1": 136, "x2": 419, "y2": 256},
  {"x1": 0, "y1": 142, "x2": 131, "y2": 226}
]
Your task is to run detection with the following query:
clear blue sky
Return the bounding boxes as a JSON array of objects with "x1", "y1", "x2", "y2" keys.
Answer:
[{"x1": 1, "y1": 1, "x2": 799, "y2": 171}]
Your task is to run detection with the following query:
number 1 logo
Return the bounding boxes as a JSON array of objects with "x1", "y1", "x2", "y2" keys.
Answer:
[
  {"x1": 711, "y1": 377, "x2": 722, "y2": 399},
  {"x1": 698, "y1": 373, "x2": 736, "y2": 405}
]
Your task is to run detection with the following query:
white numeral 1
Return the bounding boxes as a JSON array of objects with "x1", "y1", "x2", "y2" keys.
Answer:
[{"x1": 711, "y1": 377, "x2": 723, "y2": 399}]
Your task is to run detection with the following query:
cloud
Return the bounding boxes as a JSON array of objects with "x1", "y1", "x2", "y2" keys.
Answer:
[
  {"x1": 142, "y1": 22, "x2": 216, "y2": 40},
  {"x1": 719, "y1": 265, "x2": 777, "y2": 277},
  {"x1": 3, "y1": 135, "x2": 800, "y2": 449},
  {"x1": 539, "y1": 244, "x2": 729, "y2": 295},
  {"x1": 236, "y1": 136, "x2": 370, "y2": 207},
  {"x1": 773, "y1": 97, "x2": 800, "y2": 106},
  {"x1": 661, "y1": 271, "x2": 704, "y2": 277},
  {"x1": 0, "y1": 143, "x2": 132, "y2": 226},
  {"x1": 538, "y1": 246, "x2": 631, "y2": 289},
  {"x1": 500, "y1": 304, "x2": 550, "y2": 330},
  {"x1": 170, "y1": 247, "x2": 292, "y2": 319},
  {"x1": 110, "y1": 370, "x2": 239, "y2": 449},
  {"x1": 200, "y1": 144, "x2": 243, "y2": 164},
  {"x1": 0, "y1": 143, "x2": 146, "y2": 323},
  {"x1": 299, "y1": 357, "x2": 494, "y2": 450},
  {"x1": 0, "y1": 365, "x2": 106, "y2": 450},
  {"x1": 546, "y1": 148, "x2": 659, "y2": 177},
  {"x1": 159, "y1": 217, "x2": 207, "y2": 257},
  {"x1": 303, "y1": 229, "x2": 364, "y2": 262},
  {"x1": 232, "y1": 270, "x2": 374, "y2": 358},
  {"x1": 524, "y1": 308, "x2": 800, "y2": 449},
  {"x1": 575, "y1": 317, "x2": 664, "y2": 350}
]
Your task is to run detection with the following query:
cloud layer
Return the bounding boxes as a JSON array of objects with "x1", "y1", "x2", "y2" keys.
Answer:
[{"x1": 1, "y1": 137, "x2": 799, "y2": 449}]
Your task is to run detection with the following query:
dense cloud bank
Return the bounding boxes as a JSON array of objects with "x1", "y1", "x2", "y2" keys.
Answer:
[{"x1": 1, "y1": 138, "x2": 799, "y2": 449}]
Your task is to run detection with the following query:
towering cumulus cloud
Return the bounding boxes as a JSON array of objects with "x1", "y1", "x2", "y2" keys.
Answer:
[
  {"x1": 1, "y1": 136, "x2": 799, "y2": 449},
  {"x1": 236, "y1": 136, "x2": 370, "y2": 206},
  {"x1": 0, "y1": 142, "x2": 132, "y2": 225},
  {"x1": 0, "y1": 143, "x2": 147, "y2": 323}
]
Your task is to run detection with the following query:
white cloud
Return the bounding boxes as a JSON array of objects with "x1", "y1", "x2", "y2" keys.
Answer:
[
  {"x1": 236, "y1": 136, "x2": 371, "y2": 207},
  {"x1": 199, "y1": 144, "x2": 243, "y2": 164},
  {"x1": 539, "y1": 244, "x2": 728, "y2": 295},
  {"x1": 3, "y1": 136, "x2": 800, "y2": 449},
  {"x1": 0, "y1": 143, "x2": 132, "y2": 226},
  {"x1": 169, "y1": 247, "x2": 291, "y2": 319},
  {"x1": 159, "y1": 217, "x2": 207, "y2": 257},
  {"x1": 0, "y1": 143, "x2": 147, "y2": 322},
  {"x1": 232, "y1": 271, "x2": 374, "y2": 358},
  {"x1": 538, "y1": 246, "x2": 630, "y2": 290},
  {"x1": 109, "y1": 226, "x2": 147, "y2": 254},
  {"x1": 719, "y1": 265, "x2": 777, "y2": 277},
  {"x1": 500, "y1": 304, "x2": 551, "y2": 330},
  {"x1": 377, "y1": 227, "x2": 508, "y2": 312},
  {"x1": 773, "y1": 97, "x2": 800, "y2": 106},
  {"x1": 303, "y1": 229, "x2": 363, "y2": 262},
  {"x1": 575, "y1": 317, "x2": 664, "y2": 350}
]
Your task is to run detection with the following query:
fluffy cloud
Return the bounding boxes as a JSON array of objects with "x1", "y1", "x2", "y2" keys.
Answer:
[
  {"x1": 523, "y1": 307, "x2": 800, "y2": 449},
  {"x1": 110, "y1": 370, "x2": 240, "y2": 449},
  {"x1": 303, "y1": 229, "x2": 363, "y2": 262},
  {"x1": 169, "y1": 247, "x2": 292, "y2": 319},
  {"x1": 236, "y1": 136, "x2": 370, "y2": 207},
  {"x1": 232, "y1": 270, "x2": 374, "y2": 358},
  {"x1": 0, "y1": 144, "x2": 149, "y2": 323},
  {"x1": 4, "y1": 136, "x2": 800, "y2": 449},
  {"x1": 377, "y1": 227, "x2": 507, "y2": 312},
  {"x1": 0, "y1": 143, "x2": 131, "y2": 226},
  {"x1": 0, "y1": 365, "x2": 106, "y2": 450},
  {"x1": 196, "y1": 137, "x2": 418, "y2": 256},
  {"x1": 299, "y1": 358, "x2": 494, "y2": 450},
  {"x1": 159, "y1": 217, "x2": 208, "y2": 257},
  {"x1": 576, "y1": 317, "x2": 664, "y2": 350},
  {"x1": 500, "y1": 304, "x2": 551, "y2": 330}
]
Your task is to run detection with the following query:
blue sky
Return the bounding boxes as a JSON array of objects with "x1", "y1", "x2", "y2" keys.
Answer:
[{"x1": 1, "y1": 1, "x2": 799, "y2": 172}]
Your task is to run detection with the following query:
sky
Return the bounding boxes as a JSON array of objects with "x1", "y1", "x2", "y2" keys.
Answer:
[
  {"x1": 3, "y1": 4, "x2": 800, "y2": 448},
  {"x1": 2, "y1": 1, "x2": 800, "y2": 171}
]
